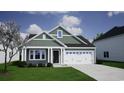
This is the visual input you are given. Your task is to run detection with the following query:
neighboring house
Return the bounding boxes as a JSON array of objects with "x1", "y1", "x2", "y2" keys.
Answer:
[
  {"x1": 93, "y1": 26, "x2": 124, "y2": 62},
  {"x1": 21, "y1": 25, "x2": 96, "y2": 65},
  {"x1": 0, "y1": 44, "x2": 19, "y2": 63}
]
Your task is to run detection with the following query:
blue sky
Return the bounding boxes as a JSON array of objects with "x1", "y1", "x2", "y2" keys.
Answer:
[{"x1": 0, "y1": 11, "x2": 124, "y2": 40}]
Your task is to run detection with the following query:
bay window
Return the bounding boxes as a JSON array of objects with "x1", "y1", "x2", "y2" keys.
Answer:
[{"x1": 29, "y1": 50, "x2": 46, "y2": 60}]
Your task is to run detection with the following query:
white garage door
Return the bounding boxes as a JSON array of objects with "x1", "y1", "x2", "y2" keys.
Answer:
[{"x1": 64, "y1": 50, "x2": 94, "y2": 64}]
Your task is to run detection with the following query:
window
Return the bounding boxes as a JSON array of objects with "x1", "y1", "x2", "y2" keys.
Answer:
[
  {"x1": 35, "y1": 50, "x2": 40, "y2": 59},
  {"x1": 57, "y1": 30, "x2": 63, "y2": 38},
  {"x1": 29, "y1": 50, "x2": 46, "y2": 60},
  {"x1": 89, "y1": 52, "x2": 92, "y2": 54},
  {"x1": 79, "y1": 52, "x2": 82, "y2": 54},
  {"x1": 66, "y1": 52, "x2": 68, "y2": 54},
  {"x1": 41, "y1": 50, "x2": 46, "y2": 59},
  {"x1": 104, "y1": 51, "x2": 109, "y2": 58},
  {"x1": 76, "y1": 52, "x2": 79, "y2": 54},
  {"x1": 30, "y1": 50, "x2": 34, "y2": 59},
  {"x1": 73, "y1": 52, "x2": 75, "y2": 54}
]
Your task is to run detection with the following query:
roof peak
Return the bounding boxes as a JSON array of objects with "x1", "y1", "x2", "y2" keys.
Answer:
[{"x1": 94, "y1": 26, "x2": 124, "y2": 42}]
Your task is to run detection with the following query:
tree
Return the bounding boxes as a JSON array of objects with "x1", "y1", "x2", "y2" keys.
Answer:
[
  {"x1": 0, "y1": 21, "x2": 25, "y2": 72},
  {"x1": 93, "y1": 33, "x2": 104, "y2": 42}
]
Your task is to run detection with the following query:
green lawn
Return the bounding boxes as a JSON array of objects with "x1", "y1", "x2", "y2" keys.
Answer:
[
  {"x1": 97, "y1": 60, "x2": 124, "y2": 69},
  {"x1": 0, "y1": 64, "x2": 95, "y2": 81}
]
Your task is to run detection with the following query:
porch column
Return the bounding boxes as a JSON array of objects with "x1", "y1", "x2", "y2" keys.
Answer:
[
  {"x1": 24, "y1": 47, "x2": 27, "y2": 61},
  {"x1": 51, "y1": 48, "x2": 53, "y2": 63},
  {"x1": 48, "y1": 48, "x2": 50, "y2": 63},
  {"x1": 60, "y1": 48, "x2": 63, "y2": 64},
  {"x1": 21, "y1": 49, "x2": 24, "y2": 61}
]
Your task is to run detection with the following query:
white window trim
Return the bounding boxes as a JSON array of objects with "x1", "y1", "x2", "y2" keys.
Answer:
[
  {"x1": 57, "y1": 30, "x2": 63, "y2": 38},
  {"x1": 29, "y1": 49, "x2": 46, "y2": 60},
  {"x1": 43, "y1": 34, "x2": 46, "y2": 40}
]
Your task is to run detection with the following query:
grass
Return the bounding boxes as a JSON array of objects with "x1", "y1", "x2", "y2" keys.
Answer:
[
  {"x1": 96, "y1": 60, "x2": 124, "y2": 69},
  {"x1": 0, "y1": 64, "x2": 95, "y2": 81}
]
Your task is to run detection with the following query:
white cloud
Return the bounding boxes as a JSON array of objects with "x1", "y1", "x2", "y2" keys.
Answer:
[
  {"x1": 88, "y1": 38, "x2": 93, "y2": 43},
  {"x1": 107, "y1": 11, "x2": 124, "y2": 17},
  {"x1": 66, "y1": 27, "x2": 82, "y2": 35},
  {"x1": 25, "y1": 11, "x2": 69, "y2": 15},
  {"x1": 20, "y1": 32, "x2": 27, "y2": 39},
  {"x1": 61, "y1": 15, "x2": 81, "y2": 27},
  {"x1": 26, "y1": 24, "x2": 44, "y2": 34},
  {"x1": 60, "y1": 15, "x2": 82, "y2": 35}
]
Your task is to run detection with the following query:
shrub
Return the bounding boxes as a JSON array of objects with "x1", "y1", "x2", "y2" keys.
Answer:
[
  {"x1": 10, "y1": 60, "x2": 21, "y2": 66},
  {"x1": 47, "y1": 63, "x2": 53, "y2": 67},
  {"x1": 96, "y1": 60, "x2": 103, "y2": 64},
  {"x1": 17, "y1": 61, "x2": 27, "y2": 67},
  {"x1": 27, "y1": 63, "x2": 33, "y2": 67},
  {"x1": 38, "y1": 63, "x2": 46, "y2": 67},
  {"x1": 38, "y1": 63, "x2": 43, "y2": 67},
  {"x1": 27, "y1": 63, "x2": 37, "y2": 67}
]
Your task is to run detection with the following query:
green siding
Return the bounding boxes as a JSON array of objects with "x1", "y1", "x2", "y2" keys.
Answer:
[
  {"x1": 49, "y1": 26, "x2": 82, "y2": 44},
  {"x1": 36, "y1": 33, "x2": 52, "y2": 39},
  {"x1": 26, "y1": 40, "x2": 63, "y2": 47},
  {"x1": 49, "y1": 27, "x2": 70, "y2": 35},
  {"x1": 53, "y1": 36, "x2": 82, "y2": 44}
]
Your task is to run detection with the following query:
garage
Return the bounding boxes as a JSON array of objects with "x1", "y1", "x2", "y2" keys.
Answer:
[{"x1": 64, "y1": 50, "x2": 95, "y2": 64}]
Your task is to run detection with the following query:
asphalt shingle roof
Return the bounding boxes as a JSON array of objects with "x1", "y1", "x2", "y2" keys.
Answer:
[
  {"x1": 27, "y1": 34, "x2": 94, "y2": 47},
  {"x1": 94, "y1": 26, "x2": 124, "y2": 42}
]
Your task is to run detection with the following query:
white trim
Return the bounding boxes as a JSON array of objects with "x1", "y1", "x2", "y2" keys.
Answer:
[
  {"x1": 33, "y1": 39, "x2": 53, "y2": 40},
  {"x1": 50, "y1": 34, "x2": 72, "y2": 36},
  {"x1": 24, "y1": 48, "x2": 27, "y2": 61},
  {"x1": 21, "y1": 49, "x2": 24, "y2": 61},
  {"x1": 43, "y1": 34, "x2": 46, "y2": 39},
  {"x1": 29, "y1": 49, "x2": 46, "y2": 61},
  {"x1": 51, "y1": 48, "x2": 53, "y2": 63},
  {"x1": 47, "y1": 32, "x2": 67, "y2": 47},
  {"x1": 25, "y1": 31, "x2": 67, "y2": 47},
  {"x1": 48, "y1": 25, "x2": 88, "y2": 45},
  {"x1": 65, "y1": 47, "x2": 96, "y2": 49},
  {"x1": 60, "y1": 48, "x2": 63, "y2": 64},
  {"x1": 48, "y1": 48, "x2": 50, "y2": 63},
  {"x1": 60, "y1": 25, "x2": 88, "y2": 45},
  {"x1": 57, "y1": 30, "x2": 63, "y2": 38},
  {"x1": 26, "y1": 46, "x2": 63, "y2": 49}
]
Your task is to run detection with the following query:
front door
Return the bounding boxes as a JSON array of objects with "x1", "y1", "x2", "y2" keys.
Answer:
[{"x1": 53, "y1": 50, "x2": 59, "y2": 63}]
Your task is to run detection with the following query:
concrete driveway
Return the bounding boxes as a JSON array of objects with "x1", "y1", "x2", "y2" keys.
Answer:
[{"x1": 70, "y1": 64, "x2": 124, "y2": 81}]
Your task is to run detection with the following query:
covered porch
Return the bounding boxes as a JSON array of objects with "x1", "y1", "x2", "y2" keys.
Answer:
[{"x1": 21, "y1": 47, "x2": 64, "y2": 64}]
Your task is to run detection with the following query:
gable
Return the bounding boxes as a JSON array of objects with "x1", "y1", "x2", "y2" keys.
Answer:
[
  {"x1": 53, "y1": 35, "x2": 82, "y2": 44},
  {"x1": 35, "y1": 33, "x2": 52, "y2": 39},
  {"x1": 49, "y1": 26, "x2": 71, "y2": 35},
  {"x1": 25, "y1": 32, "x2": 65, "y2": 47},
  {"x1": 49, "y1": 26, "x2": 84, "y2": 44}
]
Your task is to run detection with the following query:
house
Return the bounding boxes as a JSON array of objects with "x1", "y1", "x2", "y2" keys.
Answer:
[
  {"x1": 21, "y1": 25, "x2": 96, "y2": 65},
  {"x1": 93, "y1": 26, "x2": 124, "y2": 62},
  {"x1": 0, "y1": 43, "x2": 19, "y2": 63}
]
